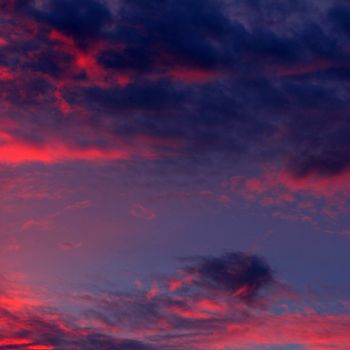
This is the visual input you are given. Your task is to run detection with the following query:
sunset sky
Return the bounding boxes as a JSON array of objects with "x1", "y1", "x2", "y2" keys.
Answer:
[{"x1": 0, "y1": 0, "x2": 350, "y2": 349}]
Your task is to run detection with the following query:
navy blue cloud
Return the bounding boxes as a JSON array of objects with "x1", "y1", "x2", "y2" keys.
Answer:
[
  {"x1": 0, "y1": 0, "x2": 349, "y2": 178},
  {"x1": 33, "y1": 0, "x2": 112, "y2": 47},
  {"x1": 328, "y1": 3, "x2": 350, "y2": 38},
  {"x1": 183, "y1": 252, "x2": 274, "y2": 301}
]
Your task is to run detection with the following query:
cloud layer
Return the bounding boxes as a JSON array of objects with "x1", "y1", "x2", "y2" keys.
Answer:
[
  {"x1": 0, "y1": 252, "x2": 348, "y2": 350},
  {"x1": 1, "y1": 1, "x2": 350, "y2": 349},
  {"x1": 0, "y1": 0, "x2": 349, "y2": 184}
]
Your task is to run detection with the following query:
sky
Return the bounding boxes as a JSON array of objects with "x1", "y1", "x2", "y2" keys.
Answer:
[{"x1": 0, "y1": 0, "x2": 349, "y2": 349}]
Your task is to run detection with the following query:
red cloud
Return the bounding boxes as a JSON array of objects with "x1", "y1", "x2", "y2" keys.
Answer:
[
  {"x1": 0, "y1": 253, "x2": 347, "y2": 350},
  {"x1": 0, "y1": 131, "x2": 130, "y2": 164},
  {"x1": 0, "y1": 66, "x2": 14, "y2": 81},
  {"x1": 225, "y1": 166, "x2": 350, "y2": 223}
]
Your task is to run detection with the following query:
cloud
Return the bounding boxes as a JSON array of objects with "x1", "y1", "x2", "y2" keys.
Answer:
[
  {"x1": 225, "y1": 166, "x2": 350, "y2": 223},
  {"x1": 0, "y1": 0, "x2": 348, "y2": 179},
  {"x1": 0, "y1": 3, "x2": 348, "y2": 349},
  {"x1": 33, "y1": 0, "x2": 112, "y2": 47},
  {"x1": 79, "y1": 251, "x2": 276, "y2": 337},
  {"x1": 182, "y1": 252, "x2": 274, "y2": 302},
  {"x1": 64, "y1": 200, "x2": 92, "y2": 210},
  {"x1": 75, "y1": 251, "x2": 350, "y2": 350},
  {"x1": 328, "y1": 3, "x2": 350, "y2": 38},
  {"x1": 0, "y1": 252, "x2": 347, "y2": 349},
  {"x1": 21, "y1": 217, "x2": 53, "y2": 231},
  {"x1": 130, "y1": 204, "x2": 156, "y2": 221},
  {"x1": 59, "y1": 241, "x2": 82, "y2": 251},
  {"x1": 0, "y1": 274, "x2": 154, "y2": 350}
]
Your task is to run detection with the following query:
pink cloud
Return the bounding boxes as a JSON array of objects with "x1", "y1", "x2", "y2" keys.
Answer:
[
  {"x1": 65, "y1": 200, "x2": 92, "y2": 210},
  {"x1": 129, "y1": 204, "x2": 156, "y2": 221},
  {"x1": 59, "y1": 241, "x2": 83, "y2": 251},
  {"x1": 225, "y1": 166, "x2": 350, "y2": 224},
  {"x1": 21, "y1": 218, "x2": 53, "y2": 232},
  {"x1": 0, "y1": 252, "x2": 347, "y2": 350}
]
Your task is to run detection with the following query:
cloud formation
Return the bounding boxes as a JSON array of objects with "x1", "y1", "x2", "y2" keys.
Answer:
[
  {"x1": 224, "y1": 166, "x2": 350, "y2": 224},
  {"x1": 0, "y1": 0, "x2": 348, "y2": 187},
  {"x1": 182, "y1": 252, "x2": 274, "y2": 302},
  {"x1": 0, "y1": 252, "x2": 347, "y2": 350},
  {"x1": 1, "y1": 2, "x2": 349, "y2": 349}
]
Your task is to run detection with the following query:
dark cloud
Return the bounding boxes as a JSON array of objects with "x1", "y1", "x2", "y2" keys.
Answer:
[
  {"x1": 328, "y1": 3, "x2": 350, "y2": 38},
  {"x1": 82, "y1": 251, "x2": 276, "y2": 337},
  {"x1": 24, "y1": 50, "x2": 74, "y2": 78},
  {"x1": 83, "y1": 80, "x2": 187, "y2": 112},
  {"x1": 33, "y1": 0, "x2": 112, "y2": 47},
  {"x1": 183, "y1": 252, "x2": 274, "y2": 301},
  {"x1": 95, "y1": 0, "x2": 344, "y2": 76},
  {"x1": 0, "y1": 0, "x2": 33, "y2": 13},
  {"x1": 0, "y1": 0, "x2": 348, "y2": 179},
  {"x1": 288, "y1": 127, "x2": 350, "y2": 178},
  {"x1": 107, "y1": 0, "x2": 230, "y2": 70}
]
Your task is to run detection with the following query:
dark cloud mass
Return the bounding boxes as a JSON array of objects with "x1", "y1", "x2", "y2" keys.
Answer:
[
  {"x1": 0, "y1": 0, "x2": 349, "y2": 177},
  {"x1": 184, "y1": 252, "x2": 274, "y2": 301},
  {"x1": 34, "y1": 0, "x2": 112, "y2": 47},
  {"x1": 328, "y1": 3, "x2": 350, "y2": 38}
]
